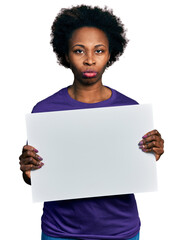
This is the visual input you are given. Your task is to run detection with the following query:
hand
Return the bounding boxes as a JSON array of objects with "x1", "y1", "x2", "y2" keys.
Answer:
[
  {"x1": 138, "y1": 129, "x2": 164, "y2": 161},
  {"x1": 19, "y1": 145, "x2": 44, "y2": 179}
]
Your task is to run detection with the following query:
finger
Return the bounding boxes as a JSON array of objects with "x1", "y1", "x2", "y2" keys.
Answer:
[
  {"x1": 142, "y1": 129, "x2": 161, "y2": 139},
  {"x1": 139, "y1": 139, "x2": 163, "y2": 152},
  {"x1": 139, "y1": 140, "x2": 161, "y2": 150},
  {"x1": 139, "y1": 135, "x2": 163, "y2": 146},
  {"x1": 20, "y1": 163, "x2": 44, "y2": 172},
  {"x1": 140, "y1": 148, "x2": 152, "y2": 153},
  {"x1": 19, "y1": 156, "x2": 42, "y2": 167},
  {"x1": 19, "y1": 150, "x2": 43, "y2": 162},
  {"x1": 139, "y1": 145, "x2": 164, "y2": 161},
  {"x1": 22, "y1": 145, "x2": 38, "y2": 153}
]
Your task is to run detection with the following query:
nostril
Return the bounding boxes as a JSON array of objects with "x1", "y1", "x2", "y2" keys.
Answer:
[{"x1": 83, "y1": 58, "x2": 96, "y2": 65}]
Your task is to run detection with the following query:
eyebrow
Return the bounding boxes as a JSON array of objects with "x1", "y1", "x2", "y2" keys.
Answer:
[{"x1": 72, "y1": 44, "x2": 106, "y2": 49}]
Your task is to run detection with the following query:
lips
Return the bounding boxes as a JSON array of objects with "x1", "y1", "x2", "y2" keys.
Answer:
[{"x1": 82, "y1": 71, "x2": 97, "y2": 78}]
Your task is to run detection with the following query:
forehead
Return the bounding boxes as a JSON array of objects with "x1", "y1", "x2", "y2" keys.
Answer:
[{"x1": 69, "y1": 27, "x2": 109, "y2": 46}]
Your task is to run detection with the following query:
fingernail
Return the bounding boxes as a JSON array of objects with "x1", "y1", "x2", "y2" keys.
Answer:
[
  {"x1": 142, "y1": 134, "x2": 148, "y2": 139},
  {"x1": 138, "y1": 140, "x2": 143, "y2": 146},
  {"x1": 34, "y1": 148, "x2": 39, "y2": 153},
  {"x1": 139, "y1": 145, "x2": 146, "y2": 149},
  {"x1": 38, "y1": 156, "x2": 43, "y2": 161},
  {"x1": 38, "y1": 162, "x2": 44, "y2": 168}
]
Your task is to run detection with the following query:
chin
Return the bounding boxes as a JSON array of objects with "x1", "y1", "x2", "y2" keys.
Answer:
[
  {"x1": 79, "y1": 77, "x2": 100, "y2": 86},
  {"x1": 84, "y1": 79, "x2": 100, "y2": 86}
]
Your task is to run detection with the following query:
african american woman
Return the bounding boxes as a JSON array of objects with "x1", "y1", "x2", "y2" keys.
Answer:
[{"x1": 19, "y1": 5, "x2": 164, "y2": 240}]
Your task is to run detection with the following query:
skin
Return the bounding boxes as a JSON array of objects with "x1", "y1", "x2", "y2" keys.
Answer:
[
  {"x1": 19, "y1": 27, "x2": 164, "y2": 185},
  {"x1": 66, "y1": 27, "x2": 112, "y2": 103}
]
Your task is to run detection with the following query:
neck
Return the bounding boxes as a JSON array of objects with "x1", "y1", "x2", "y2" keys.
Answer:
[{"x1": 68, "y1": 81, "x2": 112, "y2": 103}]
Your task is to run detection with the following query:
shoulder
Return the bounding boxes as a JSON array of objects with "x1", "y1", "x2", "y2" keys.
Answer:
[
  {"x1": 111, "y1": 87, "x2": 139, "y2": 105},
  {"x1": 31, "y1": 87, "x2": 67, "y2": 113}
]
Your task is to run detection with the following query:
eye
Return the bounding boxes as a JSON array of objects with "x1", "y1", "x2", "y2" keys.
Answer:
[
  {"x1": 73, "y1": 49, "x2": 84, "y2": 54},
  {"x1": 95, "y1": 49, "x2": 104, "y2": 54}
]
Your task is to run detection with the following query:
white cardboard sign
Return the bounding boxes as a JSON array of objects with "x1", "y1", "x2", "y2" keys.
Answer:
[{"x1": 26, "y1": 104, "x2": 157, "y2": 202}]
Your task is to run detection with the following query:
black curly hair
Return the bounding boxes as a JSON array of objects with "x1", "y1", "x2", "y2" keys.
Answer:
[{"x1": 50, "y1": 5, "x2": 128, "y2": 68}]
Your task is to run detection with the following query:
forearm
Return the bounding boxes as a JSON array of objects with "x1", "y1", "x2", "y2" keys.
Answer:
[{"x1": 23, "y1": 172, "x2": 31, "y2": 185}]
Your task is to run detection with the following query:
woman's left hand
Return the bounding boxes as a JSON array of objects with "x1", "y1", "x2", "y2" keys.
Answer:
[{"x1": 138, "y1": 129, "x2": 164, "y2": 161}]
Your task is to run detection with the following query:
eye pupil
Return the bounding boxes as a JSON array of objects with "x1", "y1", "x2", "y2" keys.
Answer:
[
  {"x1": 74, "y1": 49, "x2": 83, "y2": 54},
  {"x1": 96, "y1": 50, "x2": 103, "y2": 54}
]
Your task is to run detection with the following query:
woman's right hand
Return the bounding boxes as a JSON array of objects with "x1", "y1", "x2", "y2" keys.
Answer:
[{"x1": 19, "y1": 145, "x2": 44, "y2": 180}]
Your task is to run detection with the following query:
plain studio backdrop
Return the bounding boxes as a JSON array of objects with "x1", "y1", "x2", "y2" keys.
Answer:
[{"x1": 0, "y1": 0, "x2": 182, "y2": 239}]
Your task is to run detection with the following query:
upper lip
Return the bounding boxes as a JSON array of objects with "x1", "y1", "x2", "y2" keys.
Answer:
[{"x1": 82, "y1": 70, "x2": 97, "y2": 73}]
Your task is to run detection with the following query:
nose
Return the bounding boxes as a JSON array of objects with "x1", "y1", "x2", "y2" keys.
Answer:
[{"x1": 83, "y1": 52, "x2": 96, "y2": 66}]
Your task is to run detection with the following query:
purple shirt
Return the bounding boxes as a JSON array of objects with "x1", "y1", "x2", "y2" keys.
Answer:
[{"x1": 32, "y1": 86, "x2": 141, "y2": 239}]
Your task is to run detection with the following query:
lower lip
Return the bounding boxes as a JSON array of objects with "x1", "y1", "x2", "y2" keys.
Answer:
[{"x1": 83, "y1": 72, "x2": 97, "y2": 78}]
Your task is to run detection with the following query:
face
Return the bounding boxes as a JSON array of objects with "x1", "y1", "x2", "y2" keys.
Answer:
[{"x1": 66, "y1": 27, "x2": 110, "y2": 86}]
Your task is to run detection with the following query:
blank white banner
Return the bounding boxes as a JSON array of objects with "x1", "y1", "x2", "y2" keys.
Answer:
[{"x1": 26, "y1": 104, "x2": 157, "y2": 203}]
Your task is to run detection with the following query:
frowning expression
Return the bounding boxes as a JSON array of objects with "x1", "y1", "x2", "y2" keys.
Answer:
[{"x1": 66, "y1": 27, "x2": 111, "y2": 85}]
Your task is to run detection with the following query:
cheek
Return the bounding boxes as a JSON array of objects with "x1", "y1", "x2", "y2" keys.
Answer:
[
  {"x1": 69, "y1": 56, "x2": 83, "y2": 68},
  {"x1": 69, "y1": 63, "x2": 82, "y2": 76},
  {"x1": 99, "y1": 53, "x2": 110, "y2": 64},
  {"x1": 97, "y1": 57, "x2": 109, "y2": 69}
]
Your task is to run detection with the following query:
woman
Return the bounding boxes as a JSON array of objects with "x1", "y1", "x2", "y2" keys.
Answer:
[{"x1": 19, "y1": 5, "x2": 164, "y2": 240}]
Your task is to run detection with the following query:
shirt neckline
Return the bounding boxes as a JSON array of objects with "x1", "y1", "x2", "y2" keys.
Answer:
[{"x1": 64, "y1": 85, "x2": 115, "y2": 107}]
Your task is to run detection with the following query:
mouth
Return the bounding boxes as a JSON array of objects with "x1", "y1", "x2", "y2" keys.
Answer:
[{"x1": 82, "y1": 71, "x2": 97, "y2": 78}]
